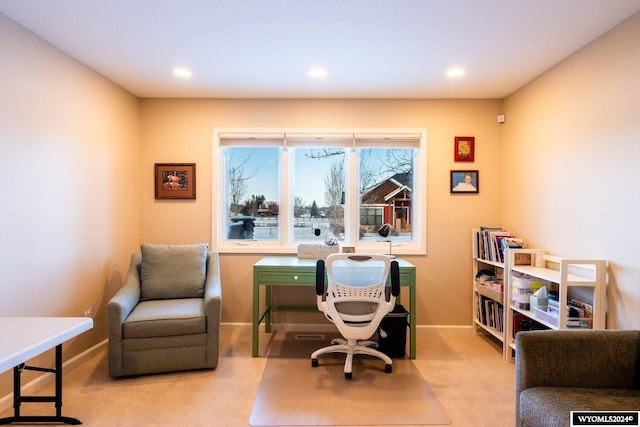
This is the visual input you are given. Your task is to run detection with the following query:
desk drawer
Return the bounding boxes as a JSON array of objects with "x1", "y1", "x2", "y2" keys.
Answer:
[{"x1": 258, "y1": 271, "x2": 316, "y2": 285}]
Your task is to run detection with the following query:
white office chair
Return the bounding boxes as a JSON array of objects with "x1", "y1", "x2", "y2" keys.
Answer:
[{"x1": 311, "y1": 253, "x2": 400, "y2": 379}]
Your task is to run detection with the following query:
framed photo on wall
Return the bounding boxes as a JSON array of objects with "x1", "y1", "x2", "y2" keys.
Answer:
[
  {"x1": 154, "y1": 163, "x2": 196, "y2": 199},
  {"x1": 454, "y1": 136, "x2": 475, "y2": 162},
  {"x1": 450, "y1": 170, "x2": 479, "y2": 194}
]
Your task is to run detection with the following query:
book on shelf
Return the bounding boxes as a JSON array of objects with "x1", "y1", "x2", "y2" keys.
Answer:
[
  {"x1": 473, "y1": 227, "x2": 501, "y2": 260},
  {"x1": 473, "y1": 227, "x2": 526, "y2": 263},
  {"x1": 488, "y1": 231, "x2": 511, "y2": 263},
  {"x1": 569, "y1": 298, "x2": 593, "y2": 318},
  {"x1": 493, "y1": 234, "x2": 512, "y2": 263},
  {"x1": 476, "y1": 294, "x2": 504, "y2": 332},
  {"x1": 473, "y1": 227, "x2": 501, "y2": 261}
]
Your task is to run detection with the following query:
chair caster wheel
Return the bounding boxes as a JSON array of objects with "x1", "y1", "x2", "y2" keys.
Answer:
[
  {"x1": 345, "y1": 372, "x2": 352, "y2": 379},
  {"x1": 311, "y1": 359, "x2": 319, "y2": 367},
  {"x1": 385, "y1": 364, "x2": 392, "y2": 373}
]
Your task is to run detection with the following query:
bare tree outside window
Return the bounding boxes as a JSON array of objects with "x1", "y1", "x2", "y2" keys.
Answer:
[
  {"x1": 324, "y1": 159, "x2": 345, "y2": 230},
  {"x1": 227, "y1": 150, "x2": 257, "y2": 215},
  {"x1": 293, "y1": 147, "x2": 346, "y2": 242},
  {"x1": 359, "y1": 148, "x2": 414, "y2": 242},
  {"x1": 224, "y1": 146, "x2": 280, "y2": 240}
]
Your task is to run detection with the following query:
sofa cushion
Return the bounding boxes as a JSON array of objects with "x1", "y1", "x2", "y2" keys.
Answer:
[
  {"x1": 520, "y1": 387, "x2": 640, "y2": 427},
  {"x1": 123, "y1": 298, "x2": 206, "y2": 339},
  {"x1": 140, "y1": 243, "x2": 208, "y2": 300}
]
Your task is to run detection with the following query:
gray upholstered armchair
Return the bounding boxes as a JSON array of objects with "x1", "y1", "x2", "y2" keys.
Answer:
[
  {"x1": 515, "y1": 329, "x2": 640, "y2": 427},
  {"x1": 108, "y1": 243, "x2": 221, "y2": 377}
]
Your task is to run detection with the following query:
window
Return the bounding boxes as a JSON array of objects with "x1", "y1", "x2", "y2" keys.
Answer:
[
  {"x1": 360, "y1": 207, "x2": 383, "y2": 226},
  {"x1": 214, "y1": 128, "x2": 426, "y2": 255}
]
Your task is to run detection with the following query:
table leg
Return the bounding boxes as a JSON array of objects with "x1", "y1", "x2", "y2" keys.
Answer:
[
  {"x1": 409, "y1": 278, "x2": 417, "y2": 359},
  {"x1": 252, "y1": 269, "x2": 260, "y2": 357},
  {"x1": 0, "y1": 344, "x2": 82, "y2": 425},
  {"x1": 265, "y1": 284, "x2": 272, "y2": 333}
]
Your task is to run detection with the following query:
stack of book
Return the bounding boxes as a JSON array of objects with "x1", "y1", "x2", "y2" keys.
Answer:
[
  {"x1": 473, "y1": 227, "x2": 524, "y2": 263},
  {"x1": 476, "y1": 294, "x2": 504, "y2": 332},
  {"x1": 475, "y1": 270, "x2": 504, "y2": 332}
]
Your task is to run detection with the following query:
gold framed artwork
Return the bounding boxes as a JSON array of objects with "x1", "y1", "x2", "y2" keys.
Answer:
[
  {"x1": 154, "y1": 163, "x2": 196, "y2": 199},
  {"x1": 454, "y1": 136, "x2": 475, "y2": 162}
]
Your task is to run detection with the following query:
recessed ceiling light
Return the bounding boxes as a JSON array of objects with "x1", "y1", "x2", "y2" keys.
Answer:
[
  {"x1": 308, "y1": 68, "x2": 327, "y2": 78},
  {"x1": 173, "y1": 68, "x2": 192, "y2": 78},
  {"x1": 447, "y1": 68, "x2": 466, "y2": 77}
]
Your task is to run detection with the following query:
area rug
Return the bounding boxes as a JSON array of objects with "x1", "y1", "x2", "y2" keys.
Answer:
[{"x1": 249, "y1": 332, "x2": 452, "y2": 426}]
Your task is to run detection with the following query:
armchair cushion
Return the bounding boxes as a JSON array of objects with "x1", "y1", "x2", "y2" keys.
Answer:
[
  {"x1": 123, "y1": 298, "x2": 205, "y2": 339},
  {"x1": 140, "y1": 243, "x2": 208, "y2": 300}
]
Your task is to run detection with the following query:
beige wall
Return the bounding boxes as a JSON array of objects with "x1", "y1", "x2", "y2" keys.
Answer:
[
  {"x1": 502, "y1": 11, "x2": 640, "y2": 329},
  {"x1": 0, "y1": 15, "x2": 140, "y2": 397},
  {"x1": 139, "y1": 99, "x2": 504, "y2": 326}
]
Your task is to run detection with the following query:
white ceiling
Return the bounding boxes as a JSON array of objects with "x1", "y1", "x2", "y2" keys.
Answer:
[{"x1": 1, "y1": 0, "x2": 639, "y2": 99}]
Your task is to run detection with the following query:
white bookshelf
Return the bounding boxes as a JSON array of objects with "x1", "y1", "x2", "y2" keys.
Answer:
[
  {"x1": 471, "y1": 229, "x2": 507, "y2": 360},
  {"x1": 471, "y1": 229, "x2": 607, "y2": 362},
  {"x1": 504, "y1": 248, "x2": 607, "y2": 359}
]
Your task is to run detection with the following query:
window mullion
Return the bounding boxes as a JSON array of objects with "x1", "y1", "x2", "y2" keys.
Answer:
[
  {"x1": 281, "y1": 147, "x2": 291, "y2": 245},
  {"x1": 345, "y1": 148, "x2": 359, "y2": 246}
]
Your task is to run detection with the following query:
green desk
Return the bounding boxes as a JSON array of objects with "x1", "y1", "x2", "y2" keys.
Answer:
[{"x1": 252, "y1": 256, "x2": 416, "y2": 359}]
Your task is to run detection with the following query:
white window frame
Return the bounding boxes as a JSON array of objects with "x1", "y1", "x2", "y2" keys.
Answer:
[{"x1": 212, "y1": 127, "x2": 427, "y2": 255}]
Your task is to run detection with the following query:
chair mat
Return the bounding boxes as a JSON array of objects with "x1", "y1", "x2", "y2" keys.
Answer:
[{"x1": 249, "y1": 331, "x2": 452, "y2": 426}]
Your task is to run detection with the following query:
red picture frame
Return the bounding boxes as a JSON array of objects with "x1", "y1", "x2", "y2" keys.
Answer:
[{"x1": 454, "y1": 136, "x2": 475, "y2": 162}]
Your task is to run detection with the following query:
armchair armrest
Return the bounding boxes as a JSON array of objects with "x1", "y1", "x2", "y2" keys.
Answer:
[
  {"x1": 107, "y1": 252, "x2": 142, "y2": 377},
  {"x1": 203, "y1": 251, "x2": 222, "y2": 367},
  {"x1": 203, "y1": 251, "x2": 222, "y2": 319},
  {"x1": 108, "y1": 253, "x2": 142, "y2": 332}
]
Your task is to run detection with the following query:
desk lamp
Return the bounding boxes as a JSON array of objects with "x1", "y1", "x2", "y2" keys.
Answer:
[{"x1": 377, "y1": 223, "x2": 393, "y2": 257}]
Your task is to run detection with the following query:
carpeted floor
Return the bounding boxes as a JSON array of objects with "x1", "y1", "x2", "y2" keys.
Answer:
[
  {"x1": 0, "y1": 325, "x2": 516, "y2": 426},
  {"x1": 249, "y1": 332, "x2": 451, "y2": 426}
]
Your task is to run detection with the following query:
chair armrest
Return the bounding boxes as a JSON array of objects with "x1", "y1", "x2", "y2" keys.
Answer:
[
  {"x1": 203, "y1": 251, "x2": 222, "y2": 319},
  {"x1": 107, "y1": 253, "x2": 142, "y2": 377},
  {"x1": 203, "y1": 251, "x2": 222, "y2": 367},
  {"x1": 315, "y1": 260, "x2": 326, "y2": 296},
  {"x1": 390, "y1": 260, "x2": 400, "y2": 297},
  {"x1": 107, "y1": 253, "x2": 142, "y2": 337}
]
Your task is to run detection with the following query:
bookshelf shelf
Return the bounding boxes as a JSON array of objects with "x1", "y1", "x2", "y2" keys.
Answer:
[
  {"x1": 510, "y1": 306, "x2": 556, "y2": 330},
  {"x1": 504, "y1": 248, "x2": 607, "y2": 361},
  {"x1": 472, "y1": 229, "x2": 607, "y2": 362},
  {"x1": 474, "y1": 318, "x2": 504, "y2": 340},
  {"x1": 511, "y1": 265, "x2": 595, "y2": 284},
  {"x1": 476, "y1": 258, "x2": 503, "y2": 269}
]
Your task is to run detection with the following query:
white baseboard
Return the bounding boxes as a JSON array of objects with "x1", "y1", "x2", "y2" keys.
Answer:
[
  {"x1": 220, "y1": 321, "x2": 473, "y2": 333},
  {"x1": 0, "y1": 339, "x2": 108, "y2": 414}
]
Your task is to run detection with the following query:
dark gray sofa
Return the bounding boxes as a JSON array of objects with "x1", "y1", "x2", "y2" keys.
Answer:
[{"x1": 515, "y1": 329, "x2": 640, "y2": 427}]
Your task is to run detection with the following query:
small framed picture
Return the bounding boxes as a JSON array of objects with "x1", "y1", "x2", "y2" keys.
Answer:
[
  {"x1": 450, "y1": 170, "x2": 479, "y2": 194},
  {"x1": 454, "y1": 136, "x2": 475, "y2": 162},
  {"x1": 342, "y1": 246, "x2": 355, "y2": 254},
  {"x1": 154, "y1": 163, "x2": 196, "y2": 199}
]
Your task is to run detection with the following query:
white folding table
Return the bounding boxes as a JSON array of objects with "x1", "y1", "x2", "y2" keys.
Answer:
[{"x1": 0, "y1": 317, "x2": 93, "y2": 425}]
